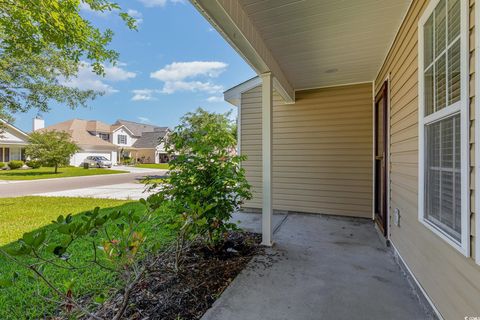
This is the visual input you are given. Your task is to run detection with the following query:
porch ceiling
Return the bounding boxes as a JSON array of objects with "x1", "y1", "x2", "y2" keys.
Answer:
[
  {"x1": 239, "y1": 0, "x2": 411, "y2": 90},
  {"x1": 192, "y1": 0, "x2": 411, "y2": 95}
]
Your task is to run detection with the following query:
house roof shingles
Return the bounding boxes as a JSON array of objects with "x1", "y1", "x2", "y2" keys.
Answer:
[
  {"x1": 132, "y1": 129, "x2": 169, "y2": 148},
  {"x1": 38, "y1": 119, "x2": 117, "y2": 149},
  {"x1": 113, "y1": 119, "x2": 168, "y2": 137}
]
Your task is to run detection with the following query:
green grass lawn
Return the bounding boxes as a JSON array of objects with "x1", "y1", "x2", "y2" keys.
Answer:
[
  {"x1": 0, "y1": 166, "x2": 128, "y2": 180},
  {"x1": 0, "y1": 197, "x2": 173, "y2": 319},
  {"x1": 135, "y1": 163, "x2": 170, "y2": 169}
]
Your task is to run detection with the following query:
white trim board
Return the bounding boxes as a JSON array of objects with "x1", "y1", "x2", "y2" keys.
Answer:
[
  {"x1": 475, "y1": 0, "x2": 480, "y2": 265},
  {"x1": 390, "y1": 241, "x2": 444, "y2": 320},
  {"x1": 224, "y1": 77, "x2": 262, "y2": 107},
  {"x1": 417, "y1": 0, "x2": 470, "y2": 256}
]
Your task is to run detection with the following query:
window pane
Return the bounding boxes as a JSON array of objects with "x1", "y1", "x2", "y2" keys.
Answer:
[
  {"x1": 448, "y1": 0, "x2": 460, "y2": 42},
  {"x1": 448, "y1": 39, "x2": 461, "y2": 105},
  {"x1": 435, "y1": 0, "x2": 447, "y2": 56},
  {"x1": 424, "y1": 15, "x2": 434, "y2": 67},
  {"x1": 425, "y1": 114, "x2": 461, "y2": 242},
  {"x1": 425, "y1": 66, "x2": 435, "y2": 116},
  {"x1": 435, "y1": 53, "x2": 447, "y2": 111}
]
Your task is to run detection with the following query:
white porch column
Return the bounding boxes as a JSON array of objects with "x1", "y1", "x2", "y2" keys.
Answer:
[{"x1": 261, "y1": 72, "x2": 273, "y2": 246}]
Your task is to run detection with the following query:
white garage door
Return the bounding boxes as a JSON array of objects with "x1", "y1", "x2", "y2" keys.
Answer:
[{"x1": 70, "y1": 152, "x2": 113, "y2": 167}]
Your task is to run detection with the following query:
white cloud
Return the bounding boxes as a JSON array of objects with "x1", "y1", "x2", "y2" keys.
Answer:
[
  {"x1": 132, "y1": 89, "x2": 156, "y2": 101},
  {"x1": 151, "y1": 61, "x2": 227, "y2": 82},
  {"x1": 127, "y1": 9, "x2": 144, "y2": 26},
  {"x1": 60, "y1": 62, "x2": 136, "y2": 94},
  {"x1": 206, "y1": 96, "x2": 224, "y2": 103},
  {"x1": 79, "y1": 3, "x2": 115, "y2": 16},
  {"x1": 161, "y1": 81, "x2": 223, "y2": 94},
  {"x1": 138, "y1": 116, "x2": 152, "y2": 123},
  {"x1": 104, "y1": 64, "x2": 137, "y2": 81},
  {"x1": 137, "y1": 0, "x2": 185, "y2": 7},
  {"x1": 137, "y1": 0, "x2": 167, "y2": 7},
  {"x1": 150, "y1": 61, "x2": 227, "y2": 94}
]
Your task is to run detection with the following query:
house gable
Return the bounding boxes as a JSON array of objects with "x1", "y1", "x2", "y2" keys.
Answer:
[{"x1": 0, "y1": 121, "x2": 29, "y2": 145}]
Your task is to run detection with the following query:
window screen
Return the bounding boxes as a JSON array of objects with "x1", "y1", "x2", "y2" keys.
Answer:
[
  {"x1": 421, "y1": 0, "x2": 464, "y2": 246},
  {"x1": 425, "y1": 115, "x2": 461, "y2": 241},
  {"x1": 423, "y1": 0, "x2": 461, "y2": 116}
]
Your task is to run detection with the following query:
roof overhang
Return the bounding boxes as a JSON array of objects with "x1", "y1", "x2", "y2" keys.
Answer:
[
  {"x1": 190, "y1": 0, "x2": 295, "y2": 103},
  {"x1": 111, "y1": 124, "x2": 136, "y2": 136},
  {"x1": 79, "y1": 144, "x2": 118, "y2": 151},
  {"x1": 191, "y1": 0, "x2": 412, "y2": 102},
  {"x1": 0, "y1": 119, "x2": 29, "y2": 139},
  {"x1": 224, "y1": 76, "x2": 261, "y2": 107}
]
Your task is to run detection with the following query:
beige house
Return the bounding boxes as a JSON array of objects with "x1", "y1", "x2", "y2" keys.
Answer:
[
  {"x1": 112, "y1": 120, "x2": 170, "y2": 164},
  {"x1": 191, "y1": 0, "x2": 480, "y2": 318},
  {"x1": 37, "y1": 119, "x2": 118, "y2": 166}
]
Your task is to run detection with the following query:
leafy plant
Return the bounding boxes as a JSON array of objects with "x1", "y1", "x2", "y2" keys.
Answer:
[
  {"x1": 7, "y1": 160, "x2": 23, "y2": 170},
  {"x1": 25, "y1": 160, "x2": 41, "y2": 169},
  {"x1": 0, "y1": 200, "x2": 161, "y2": 320},
  {"x1": 0, "y1": 162, "x2": 5, "y2": 169},
  {"x1": 148, "y1": 108, "x2": 251, "y2": 255},
  {"x1": 26, "y1": 131, "x2": 79, "y2": 173}
]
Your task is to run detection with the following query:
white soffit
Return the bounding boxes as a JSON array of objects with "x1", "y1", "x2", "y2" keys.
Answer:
[
  {"x1": 224, "y1": 77, "x2": 262, "y2": 106},
  {"x1": 239, "y1": 0, "x2": 411, "y2": 90}
]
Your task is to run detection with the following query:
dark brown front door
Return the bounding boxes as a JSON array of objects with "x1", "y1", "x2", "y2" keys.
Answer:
[{"x1": 374, "y1": 81, "x2": 388, "y2": 237}]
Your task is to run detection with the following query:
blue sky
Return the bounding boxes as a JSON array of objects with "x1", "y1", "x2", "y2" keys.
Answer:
[{"x1": 14, "y1": 0, "x2": 255, "y2": 132}]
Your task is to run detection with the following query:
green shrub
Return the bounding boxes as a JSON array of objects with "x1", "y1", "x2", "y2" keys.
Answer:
[
  {"x1": 121, "y1": 157, "x2": 132, "y2": 165},
  {"x1": 148, "y1": 108, "x2": 251, "y2": 250},
  {"x1": 8, "y1": 160, "x2": 24, "y2": 170},
  {"x1": 0, "y1": 162, "x2": 4, "y2": 169},
  {"x1": 26, "y1": 160, "x2": 42, "y2": 169}
]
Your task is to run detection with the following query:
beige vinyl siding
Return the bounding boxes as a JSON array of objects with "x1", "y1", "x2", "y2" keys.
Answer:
[
  {"x1": 241, "y1": 87, "x2": 263, "y2": 209},
  {"x1": 375, "y1": 0, "x2": 480, "y2": 318},
  {"x1": 240, "y1": 83, "x2": 373, "y2": 218},
  {"x1": 134, "y1": 149, "x2": 156, "y2": 164}
]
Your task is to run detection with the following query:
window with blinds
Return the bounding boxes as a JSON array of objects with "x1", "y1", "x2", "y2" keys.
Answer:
[
  {"x1": 421, "y1": 0, "x2": 465, "y2": 247},
  {"x1": 425, "y1": 115, "x2": 461, "y2": 241}
]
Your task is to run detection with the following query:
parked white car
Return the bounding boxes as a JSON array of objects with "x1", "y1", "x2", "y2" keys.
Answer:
[{"x1": 83, "y1": 156, "x2": 112, "y2": 168}]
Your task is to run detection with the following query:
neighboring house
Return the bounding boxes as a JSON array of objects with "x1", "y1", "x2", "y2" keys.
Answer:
[
  {"x1": 112, "y1": 119, "x2": 170, "y2": 164},
  {"x1": 35, "y1": 118, "x2": 170, "y2": 166},
  {"x1": 37, "y1": 119, "x2": 118, "y2": 167},
  {"x1": 0, "y1": 119, "x2": 29, "y2": 163},
  {"x1": 192, "y1": 0, "x2": 480, "y2": 318}
]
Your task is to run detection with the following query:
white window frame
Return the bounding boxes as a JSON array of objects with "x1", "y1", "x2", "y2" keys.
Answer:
[
  {"x1": 117, "y1": 134, "x2": 127, "y2": 145},
  {"x1": 475, "y1": 0, "x2": 480, "y2": 265},
  {"x1": 418, "y1": 0, "x2": 470, "y2": 256}
]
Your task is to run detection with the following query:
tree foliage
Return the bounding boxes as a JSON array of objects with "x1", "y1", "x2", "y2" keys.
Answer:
[
  {"x1": 148, "y1": 108, "x2": 252, "y2": 251},
  {"x1": 25, "y1": 131, "x2": 80, "y2": 173},
  {"x1": 0, "y1": 0, "x2": 136, "y2": 121},
  {"x1": 0, "y1": 48, "x2": 99, "y2": 122}
]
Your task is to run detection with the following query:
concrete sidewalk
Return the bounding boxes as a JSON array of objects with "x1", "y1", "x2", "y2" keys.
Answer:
[
  {"x1": 202, "y1": 213, "x2": 435, "y2": 320},
  {"x1": 0, "y1": 170, "x2": 167, "y2": 198},
  {"x1": 36, "y1": 183, "x2": 153, "y2": 200}
]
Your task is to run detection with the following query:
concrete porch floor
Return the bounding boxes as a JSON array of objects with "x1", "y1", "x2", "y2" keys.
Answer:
[{"x1": 203, "y1": 212, "x2": 435, "y2": 320}]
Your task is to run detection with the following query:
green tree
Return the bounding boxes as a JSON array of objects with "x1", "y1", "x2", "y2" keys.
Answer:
[
  {"x1": 26, "y1": 131, "x2": 80, "y2": 173},
  {"x1": 0, "y1": 0, "x2": 136, "y2": 121},
  {"x1": 148, "y1": 108, "x2": 252, "y2": 251}
]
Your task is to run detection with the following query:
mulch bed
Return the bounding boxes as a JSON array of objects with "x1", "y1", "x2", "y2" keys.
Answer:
[{"x1": 96, "y1": 232, "x2": 263, "y2": 320}]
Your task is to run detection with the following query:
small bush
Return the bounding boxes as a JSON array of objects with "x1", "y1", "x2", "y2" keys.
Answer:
[
  {"x1": 26, "y1": 160, "x2": 42, "y2": 169},
  {"x1": 0, "y1": 162, "x2": 5, "y2": 169},
  {"x1": 121, "y1": 157, "x2": 132, "y2": 165},
  {"x1": 8, "y1": 160, "x2": 24, "y2": 170}
]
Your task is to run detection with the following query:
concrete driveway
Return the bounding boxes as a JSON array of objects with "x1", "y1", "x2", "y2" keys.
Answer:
[
  {"x1": 37, "y1": 183, "x2": 154, "y2": 200},
  {"x1": 203, "y1": 213, "x2": 436, "y2": 320},
  {"x1": 0, "y1": 168, "x2": 167, "y2": 198}
]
